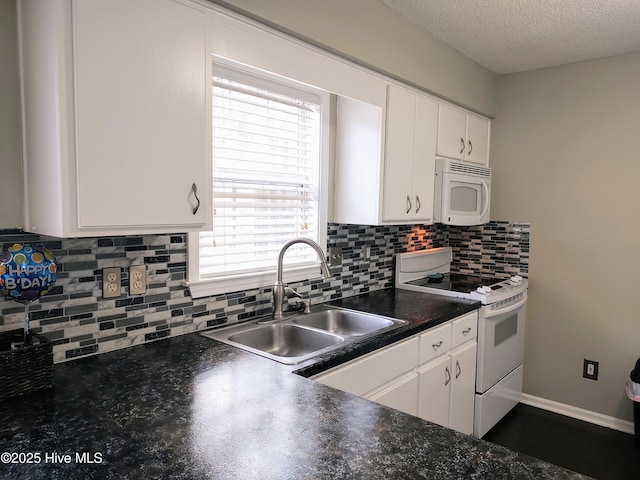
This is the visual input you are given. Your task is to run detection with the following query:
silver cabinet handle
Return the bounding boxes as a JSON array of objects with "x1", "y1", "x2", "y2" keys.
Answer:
[
  {"x1": 468, "y1": 140, "x2": 473, "y2": 156},
  {"x1": 415, "y1": 195, "x2": 421, "y2": 213},
  {"x1": 191, "y1": 183, "x2": 201, "y2": 215},
  {"x1": 462, "y1": 327, "x2": 472, "y2": 336},
  {"x1": 432, "y1": 340, "x2": 443, "y2": 350},
  {"x1": 459, "y1": 137, "x2": 465, "y2": 155},
  {"x1": 406, "y1": 195, "x2": 412, "y2": 214},
  {"x1": 455, "y1": 360, "x2": 461, "y2": 379},
  {"x1": 445, "y1": 366, "x2": 451, "y2": 386}
]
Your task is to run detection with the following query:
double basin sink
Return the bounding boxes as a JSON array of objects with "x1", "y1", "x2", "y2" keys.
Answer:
[{"x1": 201, "y1": 305, "x2": 406, "y2": 364}]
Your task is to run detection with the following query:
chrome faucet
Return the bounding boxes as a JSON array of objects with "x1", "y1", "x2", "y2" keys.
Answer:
[{"x1": 271, "y1": 238, "x2": 331, "y2": 320}]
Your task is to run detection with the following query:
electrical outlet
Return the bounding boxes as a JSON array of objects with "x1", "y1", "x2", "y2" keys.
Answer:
[
  {"x1": 102, "y1": 267, "x2": 121, "y2": 299},
  {"x1": 330, "y1": 247, "x2": 342, "y2": 266},
  {"x1": 129, "y1": 265, "x2": 146, "y2": 295},
  {"x1": 363, "y1": 245, "x2": 371, "y2": 260},
  {"x1": 583, "y1": 359, "x2": 599, "y2": 381}
]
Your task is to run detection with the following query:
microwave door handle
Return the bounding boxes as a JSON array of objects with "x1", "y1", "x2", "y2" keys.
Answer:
[{"x1": 479, "y1": 180, "x2": 490, "y2": 219}]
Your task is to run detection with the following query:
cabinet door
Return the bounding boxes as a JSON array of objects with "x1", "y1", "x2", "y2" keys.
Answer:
[
  {"x1": 383, "y1": 85, "x2": 416, "y2": 222},
  {"x1": 411, "y1": 95, "x2": 438, "y2": 222},
  {"x1": 73, "y1": 0, "x2": 209, "y2": 229},
  {"x1": 366, "y1": 372, "x2": 419, "y2": 416},
  {"x1": 465, "y1": 115, "x2": 490, "y2": 165},
  {"x1": 436, "y1": 104, "x2": 466, "y2": 160},
  {"x1": 449, "y1": 342, "x2": 477, "y2": 435},
  {"x1": 334, "y1": 96, "x2": 384, "y2": 226},
  {"x1": 383, "y1": 86, "x2": 437, "y2": 223},
  {"x1": 417, "y1": 355, "x2": 451, "y2": 428}
]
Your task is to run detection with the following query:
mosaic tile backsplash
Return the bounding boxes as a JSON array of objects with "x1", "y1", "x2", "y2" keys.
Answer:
[{"x1": 0, "y1": 221, "x2": 528, "y2": 363}]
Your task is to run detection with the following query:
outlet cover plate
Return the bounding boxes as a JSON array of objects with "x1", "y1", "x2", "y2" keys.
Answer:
[
  {"x1": 102, "y1": 267, "x2": 121, "y2": 299},
  {"x1": 129, "y1": 265, "x2": 146, "y2": 295},
  {"x1": 583, "y1": 359, "x2": 599, "y2": 381},
  {"x1": 330, "y1": 247, "x2": 342, "y2": 266}
]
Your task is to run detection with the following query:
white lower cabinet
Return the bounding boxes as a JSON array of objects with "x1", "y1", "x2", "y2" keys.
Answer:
[
  {"x1": 366, "y1": 372, "x2": 419, "y2": 416},
  {"x1": 313, "y1": 337, "x2": 419, "y2": 396},
  {"x1": 417, "y1": 354, "x2": 451, "y2": 427},
  {"x1": 418, "y1": 341, "x2": 477, "y2": 435},
  {"x1": 314, "y1": 311, "x2": 478, "y2": 435},
  {"x1": 449, "y1": 342, "x2": 477, "y2": 434}
]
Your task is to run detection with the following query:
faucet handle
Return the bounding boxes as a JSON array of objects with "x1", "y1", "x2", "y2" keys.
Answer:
[
  {"x1": 284, "y1": 286, "x2": 311, "y2": 313},
  {"x1": 288, "y1": 299, "x2": 311, "y2": 314},
  {"x1": 284, "y1": 286, "x2": 303, "y2": 299}
]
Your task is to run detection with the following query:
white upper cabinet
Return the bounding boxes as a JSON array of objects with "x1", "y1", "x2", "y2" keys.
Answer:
[
  {"x1": 334, "y1": 96, "x2": 385, "y2": 226},
  {"x1": 334, "y1": 84, "x2": 437, "y2": 225},
  {"x1": 383, "y1": 85, "x2": 438, "y2": 223},
  {"x1": 18, "y1": 0, "x2": 212, "y2": 237},
  {"x1": 437, "y1": 104, "x2": 490, "y2": 165}
]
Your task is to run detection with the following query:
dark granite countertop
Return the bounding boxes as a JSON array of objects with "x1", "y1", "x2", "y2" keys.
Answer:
[
  {"x1": 295, "y1": 288, "x2": 482, "y2": 377},
  {"x1": 0, "y1": 289, "x2": 589, "y2": 479}
]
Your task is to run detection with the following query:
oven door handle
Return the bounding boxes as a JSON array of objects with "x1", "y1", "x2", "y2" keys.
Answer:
[{"x1": 483, "y1": 293, "x2": 527, "y2": 319}]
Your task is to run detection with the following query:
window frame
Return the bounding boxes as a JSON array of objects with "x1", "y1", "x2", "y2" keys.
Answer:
[{"x1": 187, "y1": 59, "x2": 330, "y2": 299}]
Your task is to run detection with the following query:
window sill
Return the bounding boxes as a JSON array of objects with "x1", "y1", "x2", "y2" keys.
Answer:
[{"x1": 187, "y1": 265, "x2": 324, "y2": 299}]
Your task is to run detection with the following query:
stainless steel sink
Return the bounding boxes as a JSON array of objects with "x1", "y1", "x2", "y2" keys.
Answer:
[
  {"x1": 228, "y1": 324, "x2": 343, "y2": 359},
  {"x1": 201, "y1": 306, "x2": 406, "y2": 365},
  {"x1": 292, "y1": 309, "x2": 395, "y2": 336}
]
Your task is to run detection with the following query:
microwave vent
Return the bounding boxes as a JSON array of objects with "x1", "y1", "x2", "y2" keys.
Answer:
[{"x1": 449, "y1": 161, "x2": 491, "y2": 178}]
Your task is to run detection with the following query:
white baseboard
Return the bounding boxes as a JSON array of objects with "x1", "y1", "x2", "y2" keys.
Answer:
[{"x1": 521, "y1": 393, "x2": 635, "y2": 435}]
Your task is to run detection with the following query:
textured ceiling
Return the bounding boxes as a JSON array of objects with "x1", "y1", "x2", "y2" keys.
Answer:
[{"x1": 381, "y1": 0, "x2": 640, "y2": 74}]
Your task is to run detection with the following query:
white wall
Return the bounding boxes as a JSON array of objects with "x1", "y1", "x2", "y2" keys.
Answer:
[
  {"x1": 491, "y1": 52, "x2": 640, "y2": 422},
  {"x1": 208, "y1": 0, "x2": 498, "y2": 117},
  {"x1": 0, "y1": 0, "x2": 23, "y2": 228}
]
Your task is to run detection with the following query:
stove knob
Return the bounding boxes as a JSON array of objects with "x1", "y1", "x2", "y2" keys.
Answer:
[
  {"x1": 476, "y1": 287, "x2": 485, "y2": 294},
  {"x1": 483, "y1": 286, "x2": 492, "y2": 293},
  {"x1": 510, "y1": 276, "x2": 522, "y2": 284}
]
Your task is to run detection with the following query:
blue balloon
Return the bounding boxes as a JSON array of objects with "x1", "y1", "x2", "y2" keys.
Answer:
[{"x1": 0, "y1": 244, "x2": 58, "y2": 304}]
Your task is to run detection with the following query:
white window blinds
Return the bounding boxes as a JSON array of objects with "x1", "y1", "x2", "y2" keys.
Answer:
[{"x1": 197, "y1": 66, "x2": 323, "y2": 280}]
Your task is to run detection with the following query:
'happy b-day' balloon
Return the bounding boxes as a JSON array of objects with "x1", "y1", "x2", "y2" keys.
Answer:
[{"x1": 0, "y1": 244, "x2": 58, "y2": 304}]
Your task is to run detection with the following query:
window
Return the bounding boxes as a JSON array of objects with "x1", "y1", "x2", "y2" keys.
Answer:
[{"x1": 188, "y1": 63, "x2": 329, "y2": 298}]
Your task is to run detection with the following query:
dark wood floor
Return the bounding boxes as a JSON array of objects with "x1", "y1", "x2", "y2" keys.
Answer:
[{"x1": 483, "y1": 404, "x2": 640, "y2": 480}]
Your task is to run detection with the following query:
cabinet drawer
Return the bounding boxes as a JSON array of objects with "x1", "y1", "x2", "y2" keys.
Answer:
[
  {"x1": 419, "y1": 323, "x2": 452, "y2": 364},
  {"x1": 314, "y1": 337, "x2": 419, "y2": 396},
  {"x1": 452, "y1": 311, "x2": 477, "y2": 348}
]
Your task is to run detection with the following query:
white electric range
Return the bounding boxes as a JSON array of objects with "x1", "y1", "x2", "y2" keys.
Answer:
[{"x1": 396, "y1": 247, "x2": 528, "y2": 438}]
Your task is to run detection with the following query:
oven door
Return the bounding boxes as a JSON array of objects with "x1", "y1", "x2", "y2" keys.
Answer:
[
  {"x1": 441, "y1": 174, "x2": 491, "y2": 226},
  {"x1": 476, "y1": 293, "x2": 527, "y2": 393}
]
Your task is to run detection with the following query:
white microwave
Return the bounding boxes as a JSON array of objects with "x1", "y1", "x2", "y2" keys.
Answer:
[{"x1": 434, "y1": 158, "x2": 491, "y2": 226}]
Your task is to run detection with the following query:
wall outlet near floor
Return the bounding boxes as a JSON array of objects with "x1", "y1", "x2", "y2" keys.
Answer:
[
  {"x1": 583, "y1": 359, "x2": 599, "y2": 381},
  {"x1": 129, "y1": 265, "x2": 146, "y2": 295},
  {"x1": 102, "y1": 267, "x2": 121, "y2": 299}
]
